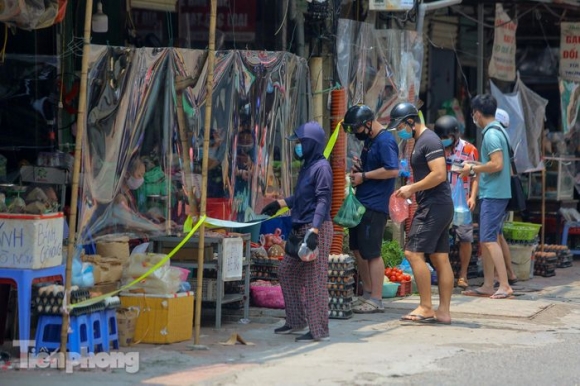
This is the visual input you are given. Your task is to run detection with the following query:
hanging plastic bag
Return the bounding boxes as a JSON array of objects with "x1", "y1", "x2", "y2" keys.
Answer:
[
  {"x1": 389, "y1": 194, "x2": 409, "y2": 225},
  {"x1": 333, "y1": 186, "x2": 366, "y2": 228},
  {"x1": 452, "y1": 181, "x2": 472, "y2": 226}
]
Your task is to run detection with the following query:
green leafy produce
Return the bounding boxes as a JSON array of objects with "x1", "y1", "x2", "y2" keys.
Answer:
[{"x1": 381, "y1": 240, "x2": 404, "y2": 268}]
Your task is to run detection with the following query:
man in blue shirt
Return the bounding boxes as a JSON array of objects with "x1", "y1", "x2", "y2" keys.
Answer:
[
  {"x1": 460, "y1": 94, "x2": 513, "y2": 300},
  {"x1": 342, "y1": 105, "x2": 399, "y2": 313}
]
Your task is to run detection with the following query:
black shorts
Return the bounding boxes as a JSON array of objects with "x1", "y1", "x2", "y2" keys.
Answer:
[
  {"x1": 406, "y1": 203, "x2": 453, "y2": 254},
  {"x1": 348, "y1": 208, "x2": 388, "y2": 260}
]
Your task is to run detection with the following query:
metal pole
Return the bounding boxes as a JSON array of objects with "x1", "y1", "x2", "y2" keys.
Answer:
[
  {"x1": 194, "y1": 0, "x2": 217, "y2": 345},
  {"x1": 60, "y1": 0, "x2": 93, "y2": 368},
  {"x1": 476, "y1": 2, "x2": 484, "y2": 149}
]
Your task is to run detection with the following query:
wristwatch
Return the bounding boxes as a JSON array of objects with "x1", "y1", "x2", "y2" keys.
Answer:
[
  {"x1": 469, "y1": 164, "x2": 475, "y2": 176},
  {"x1": 362, "y1": 172, "x2": 367, "y2": 182}
]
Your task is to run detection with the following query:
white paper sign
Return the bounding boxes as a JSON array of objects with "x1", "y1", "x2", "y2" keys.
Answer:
[
  {"x1": 0, "y1": 214, "x2": 64, "y2": 269},
  {"x1": 560, "y1": 22, "x2": 580, "y2": 82},
  {"x1": 488, "y1": 3, "x2": 517, "y2": 81},
  {"x1": 222, "y1": 237, "x2": 243, "y2": 281}
]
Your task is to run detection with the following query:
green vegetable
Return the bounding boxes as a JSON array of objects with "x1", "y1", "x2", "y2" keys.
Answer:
[{"x1": 381, "y1": 240, "x2": 404, "y2": 268}]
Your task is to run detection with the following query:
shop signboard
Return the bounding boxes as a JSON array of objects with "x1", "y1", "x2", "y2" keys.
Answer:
[
  {"x1": 560, "y1": 22, "x2": 580, "y2": 82},
  {"x1": 488, "y1": 3, "x2": 517, "y2": 82},
  {"x1": 180, "y1": 0, "x2": 256, "y2": 43}
]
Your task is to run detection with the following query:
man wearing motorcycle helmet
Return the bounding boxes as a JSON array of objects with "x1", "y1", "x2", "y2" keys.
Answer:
[
  {"x1": 434, "y1": 115, "x2": 479, "y2": 290},
  {"x1": 342, "y1": 104, "x2": 399, "y2": 313}
]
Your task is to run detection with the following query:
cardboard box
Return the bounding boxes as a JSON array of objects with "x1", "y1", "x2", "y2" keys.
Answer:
[
  {"x1": 116, "y1": 307, "x2": 140, "y2": 347},
  {"x1": 119, "y1": 291, "x2": 194, "y2": 344},
  {"x1": 161, "y1": 245, "x2": 214, "y2": 262},
  {"x1": 0, "y1": 212, "x2": 64, "y2": 269}
]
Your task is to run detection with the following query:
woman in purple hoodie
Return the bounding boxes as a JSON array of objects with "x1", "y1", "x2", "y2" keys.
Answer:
[{"x1": 261, "y1": 121, "x2": 333, "y2": 342}]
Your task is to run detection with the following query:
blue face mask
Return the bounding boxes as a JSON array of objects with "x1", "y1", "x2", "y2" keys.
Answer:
[
  {"x1": 441, "y1": 138, "x2": 454, "y2": 148},
  {"x1": 397, "y1": 126, "x2": 413, "y2": 140},
  {"x1": 294, "y1": 143, "x2": 303, "y2": 160}
]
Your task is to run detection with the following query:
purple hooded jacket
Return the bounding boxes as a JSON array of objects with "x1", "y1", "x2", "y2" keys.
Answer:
[{"x1": 284, "y1": 122, "x2": 333, "y2": 228}]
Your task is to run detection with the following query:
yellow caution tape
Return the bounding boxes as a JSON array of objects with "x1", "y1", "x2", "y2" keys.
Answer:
[
  {"x1": 68, "y1": 215, "x2": 206, "y2": 310},
  {"x1": 323, "y1": 121, "x2": 342, "y2": 160}
]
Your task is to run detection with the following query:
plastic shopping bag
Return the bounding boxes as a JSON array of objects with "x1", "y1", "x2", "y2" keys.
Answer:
[
  {"x1": 333, "y1": 186, "x2": 366, "y2": 228},
  {"x1": 389, "y1": 194, "x2": 409, "y2": 225},
  {"x1": 452, "y1": 181, "x2": 472, "y2": 226}
]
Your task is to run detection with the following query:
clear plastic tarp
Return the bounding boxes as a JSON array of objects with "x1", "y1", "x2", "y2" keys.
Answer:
[
  {"x1": 335, "y1": 19, "x2": 423, "y2": 160},
  {"x1": 491, "y1": 76, "x2": 546, "y2": 173},
  {"x1": 78, "y1": 46, "x2": 310, "y2": 244}
]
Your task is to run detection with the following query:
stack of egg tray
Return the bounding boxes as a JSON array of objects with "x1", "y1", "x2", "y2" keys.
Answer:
[
  {"x1": 328, "y1": 254, "x2": 355, "y2": 319},
  {"x1": 33, "y1": 288, "x2": 104, "y2": 315},
  {"x1": 251, "y1": 259, "x2": 279, "y2": 281},
  {"x1": 533, "y1": 249, "x2": 558, "y2": 277}
]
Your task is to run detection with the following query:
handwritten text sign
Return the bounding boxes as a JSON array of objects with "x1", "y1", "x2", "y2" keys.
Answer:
[
  {"x1": 0, "y1": 214, "x2": 63, "y2": 269},
  {"x1": 560, "y1": 23, "x2": 580, "y2": 82},
  {"x1": 488, "y1": 3, "x2": 517, "y2": 81},
  {"x1": 222, "y1": 237, "x2": 243, "y2": 281}
]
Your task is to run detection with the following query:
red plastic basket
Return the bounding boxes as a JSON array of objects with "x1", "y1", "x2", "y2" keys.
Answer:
[{"x1": 396, "y1": 281, "x2": 412, "y2": 297}]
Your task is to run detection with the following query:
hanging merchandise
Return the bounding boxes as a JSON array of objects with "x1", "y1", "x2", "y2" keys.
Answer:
[
  {"x1": 451, "y1": 181, "x2": 471, "y2": 226},
  {"x1": 333, "y1": 186, "x2": 366, "y2": 228}
]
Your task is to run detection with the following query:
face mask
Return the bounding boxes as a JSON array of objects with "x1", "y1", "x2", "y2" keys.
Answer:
[
  {"x1": 441, "y1": 138, "x2": 453, "y2": 148},
  {"x1": 472, "y1": 112, "x2": 479, "y2": 128},
  {"x1": 293, "y1": 143, "x2": 304, "y2": 160},
  {"x1": 354, "y1": 131, "x2": 369, "y2": 141},
  {"x1": 127, "y1": 176, "x2": 144, "y2": 190},
  {"x1": 397, "y1": 125, "x2": 413, "y2": 140}
]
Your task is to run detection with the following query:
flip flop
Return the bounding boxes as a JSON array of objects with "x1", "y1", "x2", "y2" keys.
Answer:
[
  {"x1": 400, "y1": 314, "x2": 435, "y2": 323},
  {"x1": 490, "y1": 291, "x2": 513, "y2": 299},
  {"x1": 462, "y1": 288, "x2": 494, "y2": 297}
]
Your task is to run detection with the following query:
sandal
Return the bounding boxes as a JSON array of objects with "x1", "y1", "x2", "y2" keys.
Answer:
[
  {"x1": 456, "y1": 278, "x2": 469, "y2": 289},
  {"x1": 353, "y1": 299, "x2": 384, "y2": 314}
]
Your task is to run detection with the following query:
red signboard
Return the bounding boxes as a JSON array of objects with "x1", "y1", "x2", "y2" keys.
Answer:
[{"x1": 180, "y1": 0, "x2": 256, "y2": 43}]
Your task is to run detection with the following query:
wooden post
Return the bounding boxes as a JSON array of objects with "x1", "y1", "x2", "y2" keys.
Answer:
[
  {"x1": 60, "y1": 0, "x2": 93, "y2": 368},
  {"x1": 194, "y1": 0, "x2": 218, "y2": 345}
]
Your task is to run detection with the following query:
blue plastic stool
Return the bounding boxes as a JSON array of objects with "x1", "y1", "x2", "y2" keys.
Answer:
[
  {"x1": 0, "y1": 265, "x2": 65, "y2": 357},
  {"x1": 34, "y1": 314, "x2": 92, "y2": 354},
  {"x1": 561, "y1": 221, "x2": 580, "y2": 255},
  {"x1": 103, "y1": 309, "x2": 119, "y2": 351},
  {"x1": 89, "y1": 311, "x2": 106, "y2": 353}
]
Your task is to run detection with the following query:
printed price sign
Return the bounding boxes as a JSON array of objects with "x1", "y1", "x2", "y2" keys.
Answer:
[
  {"x1": 222, "y1": 237, "x2": 243, "y2": 281},
  {"x1": 560, "y1": 22, "x2": 580, "y2": 82},
  {"x1": 488, "y1": 4, "x2": 517, "y2": 81}
]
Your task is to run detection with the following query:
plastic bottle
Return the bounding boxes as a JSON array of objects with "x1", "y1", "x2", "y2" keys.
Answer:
[{"x1": 298, "y1": 229, "x2": 319, "y2": 262}]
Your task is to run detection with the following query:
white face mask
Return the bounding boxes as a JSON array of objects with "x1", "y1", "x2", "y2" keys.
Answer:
[{"x1": 127, "y1": 176, "x2": 144, "y2": 190}]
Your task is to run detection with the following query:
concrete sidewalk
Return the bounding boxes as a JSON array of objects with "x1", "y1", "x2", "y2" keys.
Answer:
[{"x1": 2, "y1": 259, "x2": 580, "y2": 385}]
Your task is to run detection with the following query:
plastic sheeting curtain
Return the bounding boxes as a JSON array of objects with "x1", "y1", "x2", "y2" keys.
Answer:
[
  {"x1": 78, "y1": 46, "x2": 310, "y2": 244},
  {"x1": 491, "y1": 76, "x2": 547, "y2": 173},
  {"x1": 335, "y1": 19, "x2": 423, "y2": 160}
]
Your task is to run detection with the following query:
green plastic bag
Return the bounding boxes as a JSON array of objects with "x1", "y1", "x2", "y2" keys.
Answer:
[{"x1": 333, "y1": 186, "x2": 366, "y2": 228}]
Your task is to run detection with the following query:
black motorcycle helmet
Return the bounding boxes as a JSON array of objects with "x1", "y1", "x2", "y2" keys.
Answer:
[
  {"x1": 342, "y1": 104, "x2": 375, "y2": 134},
  {"x1": 386, "y1": 102, "x2": 419, "y2": 130},
  {"x1": 434, "y1": 115, "x2": 460, "y2": 140}
]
